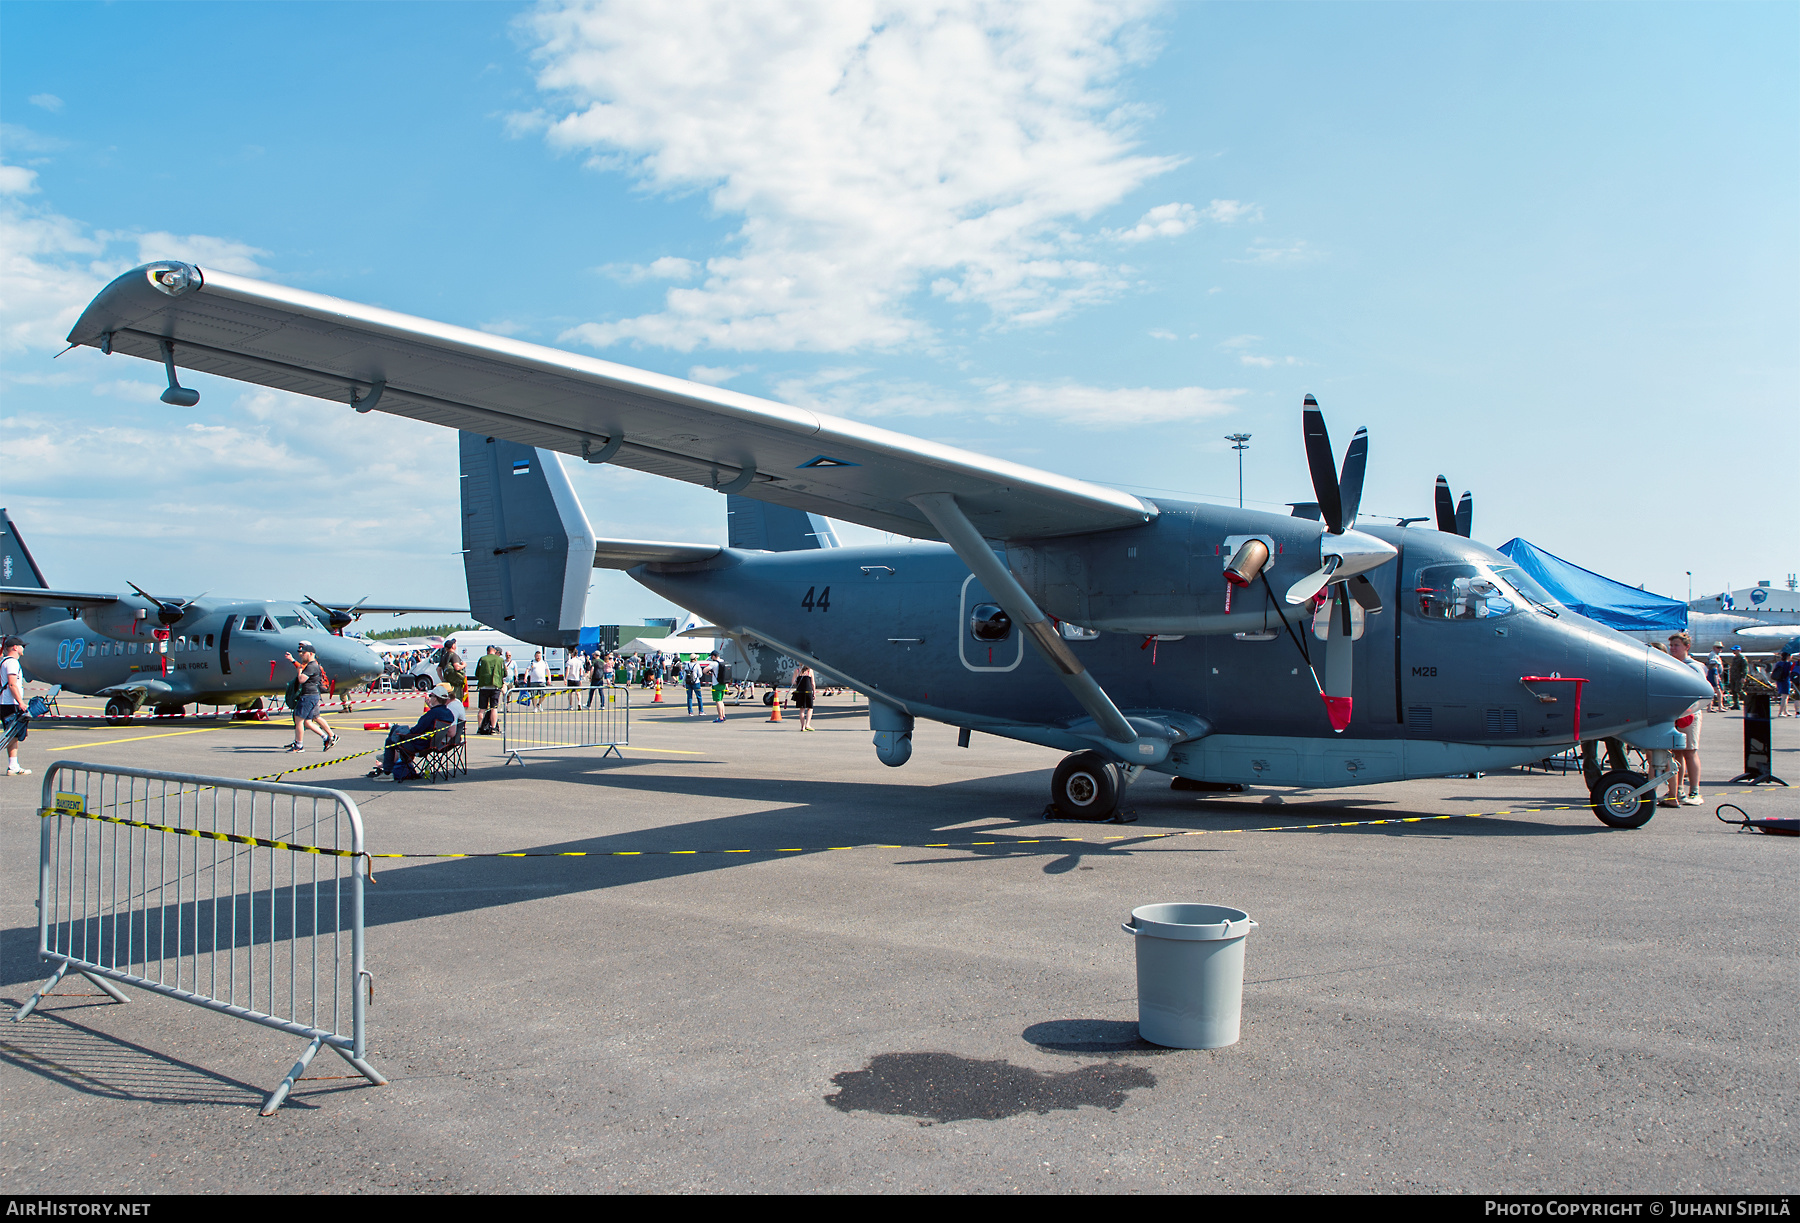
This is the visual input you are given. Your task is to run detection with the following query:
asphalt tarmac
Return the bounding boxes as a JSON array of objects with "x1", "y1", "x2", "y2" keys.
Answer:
[{"x1": 2, "y1": 688, "x2": 1794, "y2": 1194}]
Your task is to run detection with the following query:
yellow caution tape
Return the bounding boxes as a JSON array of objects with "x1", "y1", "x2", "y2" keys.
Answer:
[{"x1": 38, "y1": 802, "x2": 1588, "y2": 866}]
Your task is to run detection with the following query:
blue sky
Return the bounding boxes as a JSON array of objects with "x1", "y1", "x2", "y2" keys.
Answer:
[{"x1": 3, "y1": 1, "x2": 1794, "y2": 628}]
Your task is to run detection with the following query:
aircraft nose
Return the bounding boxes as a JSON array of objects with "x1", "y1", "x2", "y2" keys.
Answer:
[{"x1": 1646, "y1": 649, "x2": 1712, "y2": 722}]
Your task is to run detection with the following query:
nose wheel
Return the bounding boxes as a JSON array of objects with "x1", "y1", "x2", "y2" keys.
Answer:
[
  {"x1": 1589, "y1": 769, "x2": 1655, "y2": 829},
  {"x1": 1050, "y1": 750, "x2": 1123, "y2": 821}
]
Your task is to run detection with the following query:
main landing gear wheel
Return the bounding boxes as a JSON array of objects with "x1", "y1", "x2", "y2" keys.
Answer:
[
  {"x1": 1050, "y1": 750, "x2": 1122, "y2": 821},
  {"x1": 104, "y1": 696, "x2": 134, "y2": 727},
  {"x1": 153, "y1": 703, "x2": 186, "y2": 720},
  {"x1": 763, "y1": 691, "x2": 778, "y2": 706},
  {"x1": 1590, "y1": 769, "x2": 1655, "y2": 829},
  {"x1": 414, "y1": 676, "x2": 432, "y2": 692}
]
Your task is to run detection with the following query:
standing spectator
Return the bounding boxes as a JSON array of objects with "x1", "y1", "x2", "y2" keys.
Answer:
[
  {"x1": 793, "y1": 664, "x2": 817, "y2": 731},
  {"x1": 474, "y1": 645, "x2": 506, "y2": 736},
  {"x1": 284, "y1": 641, "x2": 337, "y2": 753},
  {"x1": 1668, "y1": 633, "x2": 1708, "y2": 806},
  {"x1": 684, "y1": 657, "x2": 703, "y2": 716},
  {"x1": 2, "y1": 635, "x2": 30, "y2": 776},
  {"x1": 1725, "y1": 647, "x2": 1748, "y2": 710},
  {"x1": 707, "y1": 657, "x2": 728, "y2": 722},
  {"x1": 528, "y1": 651, "x2": 549, "y2": 688},
  {"x1": 1773, "y1": 650, "x2": 1794, "y2": 718},
  {"x1": 566, "y1": 651, "x2": 586, "y2": 689},
  {"x1": 436, "y1": 638, "x2": 468, "y2": 705},
  {"x1": 1705, "y1": 644, "x2": 1727, "y2": 712}
]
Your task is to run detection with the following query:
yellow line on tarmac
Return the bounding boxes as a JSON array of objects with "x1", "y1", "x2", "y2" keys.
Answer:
[
  {"x1": 47, "y1": 727, "x2": 225, "y2": 751},
  {"x1": 623, "y1": 746, "x2": 707, "y2": 755}
]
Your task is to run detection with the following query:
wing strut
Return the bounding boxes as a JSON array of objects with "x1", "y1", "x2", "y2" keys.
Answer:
[{"x1": 909, "y1": 493, "x2": 1136, "y2": 746}]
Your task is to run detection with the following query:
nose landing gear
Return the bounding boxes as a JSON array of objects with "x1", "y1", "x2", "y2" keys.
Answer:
[{"x1": 1589, "y1": 768, "x2": 1655, "y2": 829}]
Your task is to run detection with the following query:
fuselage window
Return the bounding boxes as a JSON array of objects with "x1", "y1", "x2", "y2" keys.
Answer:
[
  {"x1": 969, "y1": 603, "x2": 1013, "y2": 642},
  {"x1": 206, "y1": 633, "x2": 215, "y2": 647},
  {"x1": 128, "y1": 642, "x2": 138, "y2": 655},
  {"x1": 1412, "y1": 564, "x2": 1517, "y2": 620},
  {"x1": 276, "y1": 615, "x2": 305, "y2": 629}
]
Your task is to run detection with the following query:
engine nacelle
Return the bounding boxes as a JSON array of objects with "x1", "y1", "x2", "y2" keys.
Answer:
[{"x1": 1006, "y1": 498, "x2": 1326, "y2": 636}]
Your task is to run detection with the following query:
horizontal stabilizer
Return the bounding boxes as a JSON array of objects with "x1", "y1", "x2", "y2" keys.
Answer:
[{"x1": 593, "y1": 540, "x2": 724, "y2": 570}]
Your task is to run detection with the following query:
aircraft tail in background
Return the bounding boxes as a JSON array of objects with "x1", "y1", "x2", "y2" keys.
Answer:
[
  {"x1": 1, "y1": 509, "x2": 49, "y2": 591},
  {"x1": 459, "y1": 433, "x2": 598, "y2": 649}
]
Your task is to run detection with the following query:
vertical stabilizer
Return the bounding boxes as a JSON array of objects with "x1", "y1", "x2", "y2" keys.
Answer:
[
  {"x1": 0, "y1": 510, "x2": 49, "y2": 590},
  {"x1": 459, "y1": 433, "x2": 598, "y2": 648},
  {"x1": 726, "y1": 495, "x2": 840, "y2": 551}
]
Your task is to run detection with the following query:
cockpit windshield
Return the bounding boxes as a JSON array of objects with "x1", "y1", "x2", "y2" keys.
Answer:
[
  {"x1": 1413, "y1": 564, "x2": 1519, "y2": 620},
  {"x1": 1490, "y1": 565, "x2": 1562, "y2": 617}
]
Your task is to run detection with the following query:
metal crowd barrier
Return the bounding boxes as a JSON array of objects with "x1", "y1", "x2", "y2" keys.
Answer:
[
  {"x1": 15, "y1": 761, "x2": 385, "y2": 1115},
  {"x1": 501, "y1": 683, "x2": 630, "y2": 765}
]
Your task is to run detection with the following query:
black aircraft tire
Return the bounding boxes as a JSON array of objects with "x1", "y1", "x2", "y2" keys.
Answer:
[
  {"x1": 1051, "y1": 751, "x2": 1122, "y2": 820},
  {"x1": 763, "y1": 691, "x2": 777, "y2": 706},
  {"x1": 414, "y1": 676, "x2": 432, "y2": 692},
  {"x1": 1590, "y1": 769, "x2": 1655, "y2": 829},
  {"x1": 104, "y1": 697, "x2": 133, "y2": 727}
]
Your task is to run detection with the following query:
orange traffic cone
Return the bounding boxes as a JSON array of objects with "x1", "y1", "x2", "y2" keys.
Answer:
[
  {"x1": 652, "y1": 680, "x2": 663, "y2": 703},
  {"x1": 767, "y1": 692, "x2": 783, "y2": 723}
]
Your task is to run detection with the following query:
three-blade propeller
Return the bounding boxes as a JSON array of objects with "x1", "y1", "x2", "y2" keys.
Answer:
[
  {"x1": 127, "y1": 582, "x2": 204, "y2": 628},
  {"x1": 1433, "y1": 476, "x2": 1473, "y2": 537}
]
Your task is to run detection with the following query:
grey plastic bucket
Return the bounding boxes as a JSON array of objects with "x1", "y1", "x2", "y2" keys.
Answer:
[{"x1": 1123, "y1": 903, "x2": 1257, "y2": 1049}]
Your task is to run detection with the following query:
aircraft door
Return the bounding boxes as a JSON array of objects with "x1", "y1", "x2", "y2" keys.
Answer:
[{"x1": 219, "y1": 615, "x2": 234, "y2": 676}]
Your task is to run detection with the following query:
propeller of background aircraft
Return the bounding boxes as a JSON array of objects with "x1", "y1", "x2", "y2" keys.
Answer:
[
  {"x1": 1434, "y1": 475, "x2": 1473, "y2": 537},
  {"x1": 126, "y1": 582, "x2": 204, "y2": 628},
  {"x1": 305, "y1": 595, "x2": 370, "y2": 634}
]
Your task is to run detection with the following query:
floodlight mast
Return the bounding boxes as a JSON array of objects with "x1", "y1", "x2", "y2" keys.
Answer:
[{"x1": 1225, "y1": 433, "x2": 1252, "y2": 508}]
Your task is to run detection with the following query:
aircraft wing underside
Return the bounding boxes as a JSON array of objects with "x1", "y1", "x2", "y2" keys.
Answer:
[{"x1": 69, "y1": 264, "x2": 1157, "y2": 543}]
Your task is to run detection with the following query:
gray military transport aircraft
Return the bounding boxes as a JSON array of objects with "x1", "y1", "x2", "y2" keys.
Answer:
[
  {"x1": 0, "y1": 509, "x2": 464, "y2": 723},
  {"x1": 63, "y1": 261, "x2": 1713, "y2": 825}
]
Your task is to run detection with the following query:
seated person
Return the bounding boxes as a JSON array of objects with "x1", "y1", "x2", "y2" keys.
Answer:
[{"x1": 368, "y1": 685, "x2": 458, "y2": 782}]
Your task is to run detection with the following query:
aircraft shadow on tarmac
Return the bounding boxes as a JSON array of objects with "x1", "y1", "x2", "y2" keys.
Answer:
[{"x1": 0, "y1": 755, "x2": 1605, "y2": 990}]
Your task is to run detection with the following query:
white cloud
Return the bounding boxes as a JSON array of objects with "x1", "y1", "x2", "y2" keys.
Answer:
[
  {"x1": 1198, "y1": 199, "x2": 1259, "y2": 223},
  {"x1": 1235, "y1": 238, "x2": 1314, "y2": 265},
  {"x1": 29, "y1": 94, "x2": 64, "y2": 113},
  {"x1": 1218, "y1": 333, "x2": 1258, "y2": 349},
  {"x1": 525, "y1": 0, "x2": 1176, "y2": 353},
  {"x1": 478, "y1": 319, "x2": 528, "y2": 336},
  {"x1": 132, "y1": 231, "x2": 270, "y2": 276},
  {"x1": 686, "y1": 364, "x2": 749, "y2": 385},
  {"x1": 1148, "y1": 328, "x2": 1177, "y2": 340},
  {"x1": 1105, "y1": 201, "x2": 1195, "y2": 243},
  {"x1": 601, "y1": 255, "x2": 700, "y2": 283},
  {"x1": 772, "y1": 369, "x2": 1242, "y2": 428},
  {"x1": 0, "y1": 164, "x2": 40, "y2": 195}
]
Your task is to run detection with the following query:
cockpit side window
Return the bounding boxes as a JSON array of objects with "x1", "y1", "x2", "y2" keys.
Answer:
[{"x1": 1413, "y1": 563, "x2": 1517, "y2": 620}]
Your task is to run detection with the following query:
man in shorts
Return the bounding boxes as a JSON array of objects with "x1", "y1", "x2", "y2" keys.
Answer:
[
  {"x1": 2, "y1": 635, "x2": 30, "y2": 776},
  {"x1": 285, "y1": 641, "x2": 336, "y2": 753},
  {"x1": 1667, "y1": 633, "x2": 1707, "y2": 806},
  {"x1": 474, "y1": 645, "x2": 506, "y2": 735}
]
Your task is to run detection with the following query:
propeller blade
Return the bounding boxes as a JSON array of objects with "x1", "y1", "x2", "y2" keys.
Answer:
[
  {"x1": 1284, "y1": 555, "x2": 1342, "y2": 605},
  {"x1": 1286, "y1": 502, "x2": 1322, "y2": 521},
  {"x1": 1302, "y1": 395, "x2": 1343, "y2": 534},
  {"x1": 1455, "y1": 492, "x2": 1473, "y2": 538},
  {"x1": 1434, "y1": 476, "x2": 1457, "y2": 533},
  {"x1": 1336, "y1": 427, "x2": 1368, "y2": 533},
  {"x1": 127, "y1": 581, "x2": 155, "y2": 602},
  {"x1": 1322, "y1": 588, "x2": 1354, "y2": 732},
  {"x1": 1349, "y1": 574, "x2": 1383, "y2": 612}
]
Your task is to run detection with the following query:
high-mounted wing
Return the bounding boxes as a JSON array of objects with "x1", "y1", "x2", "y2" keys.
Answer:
[
  {"x1": 0, "y1": 587, "x2": 120, "y2": 612},
  {"x1": 68, "y1": 263, "x2": 1156, "y2": 543}
]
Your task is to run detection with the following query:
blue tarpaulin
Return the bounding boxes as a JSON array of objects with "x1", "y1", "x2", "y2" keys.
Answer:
[{"x1": 1496, "y1": 538, "x2": 1687, "y2": 632}]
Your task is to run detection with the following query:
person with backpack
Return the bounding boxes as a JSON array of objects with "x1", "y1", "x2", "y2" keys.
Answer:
[{"x1": 284, "y1": 641, "x2": 336, "y2": 753}]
